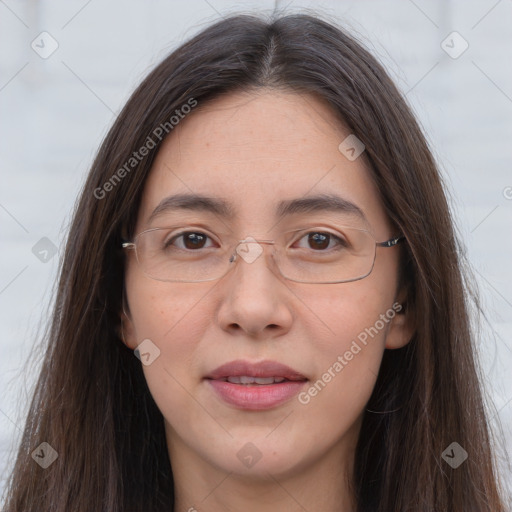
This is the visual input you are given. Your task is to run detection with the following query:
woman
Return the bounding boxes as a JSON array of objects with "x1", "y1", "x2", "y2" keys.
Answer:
[{"x1": 2, "y1": 13, "x2": 508, "y2": 512}]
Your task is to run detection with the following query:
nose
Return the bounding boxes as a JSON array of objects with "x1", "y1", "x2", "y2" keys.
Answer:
[{"x1": 215, "y1": 239, "x2": 293, "y2": 338}]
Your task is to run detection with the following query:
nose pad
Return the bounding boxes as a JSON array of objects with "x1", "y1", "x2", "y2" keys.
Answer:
[
  {"x1": 235, "y1": 237, "x2": 266, "y2": 264},
  {"x1": 227, "y1": 238, "x2": 280, "y2": 278}
]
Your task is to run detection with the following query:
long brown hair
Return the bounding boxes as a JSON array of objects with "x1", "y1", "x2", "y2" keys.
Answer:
[{"x1": 2, "y1": 13, "x2": 509, "y2": 512}]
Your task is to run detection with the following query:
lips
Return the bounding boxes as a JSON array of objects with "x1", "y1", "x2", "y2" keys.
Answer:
[
  {"x1": 205, "y1": 359, "x2": 308, "y2": 382},
  {"x1": 225, "y1": 376, "x2": 287, "y2": 384},
  {"x1": 205, "y1": 360, "x2": 308, "y2": 410}
]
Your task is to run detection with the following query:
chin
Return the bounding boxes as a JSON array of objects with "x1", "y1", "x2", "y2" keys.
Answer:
[{"x1": 207, "y1": 437, "x2": 311, "y2": 480}]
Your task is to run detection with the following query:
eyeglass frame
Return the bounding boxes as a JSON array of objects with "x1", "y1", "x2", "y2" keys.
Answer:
[{"x1": 121, "y1": 226, "x2": 405, "y2": 284}]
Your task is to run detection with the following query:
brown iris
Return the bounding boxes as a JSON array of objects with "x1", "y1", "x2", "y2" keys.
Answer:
[{"x1": 308, "y1": 233, "x2": 330, "y2": 250}]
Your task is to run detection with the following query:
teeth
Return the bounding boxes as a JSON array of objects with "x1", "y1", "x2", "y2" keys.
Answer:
[{"x1": 226, "y1": 376, "x2": 287, "y2": 385}]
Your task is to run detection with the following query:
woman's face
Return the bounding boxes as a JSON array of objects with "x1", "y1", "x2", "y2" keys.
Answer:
[{"x1": 123, "y1": 90, "x2": 411, "y2": 481}]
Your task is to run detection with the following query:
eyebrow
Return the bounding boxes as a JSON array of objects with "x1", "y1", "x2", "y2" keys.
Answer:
[
  {"x1": 276, "y1": 193, "x2": 366, "y2": 222},
  {"x1": 147, "y1": 192, "x2": 367, "y2": 224},
  {"x1": 148, "y1": 193, "x2": 235, "y2": 224}
]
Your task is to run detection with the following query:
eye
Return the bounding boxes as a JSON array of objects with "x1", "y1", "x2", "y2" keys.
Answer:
[
  {"x1": 166, "y1": 231, "x2": 215, "y2": 250},
  {"x1": 294, "y1": 231, "x2": 346, "y2": 251}
]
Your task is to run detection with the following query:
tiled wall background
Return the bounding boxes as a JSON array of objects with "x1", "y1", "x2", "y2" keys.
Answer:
[{"x1": 1, "y1": 0, "x2": 511, "y2": 498}]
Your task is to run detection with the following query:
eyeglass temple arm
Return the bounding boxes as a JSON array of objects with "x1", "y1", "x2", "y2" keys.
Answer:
[{"x1": 376, "y1": 235, "x2": 405, "y2": 248}]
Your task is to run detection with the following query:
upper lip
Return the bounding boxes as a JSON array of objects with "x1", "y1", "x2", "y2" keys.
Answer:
[{"x1": 205, "y1": 359, "x2": 308, "y2": 381}]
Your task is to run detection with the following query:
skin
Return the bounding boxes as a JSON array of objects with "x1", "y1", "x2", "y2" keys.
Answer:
[{"x1": 123, "y1": 89, "x2": 414, "y2": 512}]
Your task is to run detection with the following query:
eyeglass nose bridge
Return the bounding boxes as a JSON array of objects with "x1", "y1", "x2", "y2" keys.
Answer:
[{"x1": 228, "y1": 237, "x2": 276, "y2": 265}]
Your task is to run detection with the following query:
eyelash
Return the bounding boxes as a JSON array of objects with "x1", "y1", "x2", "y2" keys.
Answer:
[{"x1": 165, "y1": 230, "x2": 347, "y2": 251}]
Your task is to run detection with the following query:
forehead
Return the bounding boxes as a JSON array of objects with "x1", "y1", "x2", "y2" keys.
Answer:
[{"x1": 136, "y1": 89, "x2": 390, "y2": 234}]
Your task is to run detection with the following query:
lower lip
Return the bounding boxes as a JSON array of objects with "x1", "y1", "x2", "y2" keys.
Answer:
[{"x1": 207, "y1": 379, "x2": 307, "y2": 410}]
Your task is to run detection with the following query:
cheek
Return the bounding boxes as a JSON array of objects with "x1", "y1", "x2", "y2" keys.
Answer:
[
  {"x1": 126, "y1": 280, "x2": 220, "y2": 438},
  {"x1": 294, "y1": 279, "x2": 397, "y2": 409},
  {"x1": 126, "y1": 272, "x2": 214, "y2": 385},
  {"x1": 126, "y1": 264, "x2": 213, "y2": 341},
  {"x1": 296, "y1": 276, "x2": 396, "y2": 351}
]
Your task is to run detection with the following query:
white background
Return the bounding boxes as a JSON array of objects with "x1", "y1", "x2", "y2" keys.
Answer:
[{"x1": 1, "y1": 0, "x2": 511, "y2": 499}]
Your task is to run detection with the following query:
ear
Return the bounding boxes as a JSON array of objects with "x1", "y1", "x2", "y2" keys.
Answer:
[
  {"x1": 119, "y1": 298, "x2": 138, "y2": 350},
  {"x1": 384, "y1": 285, "x2": 415, "y2": 350}
]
